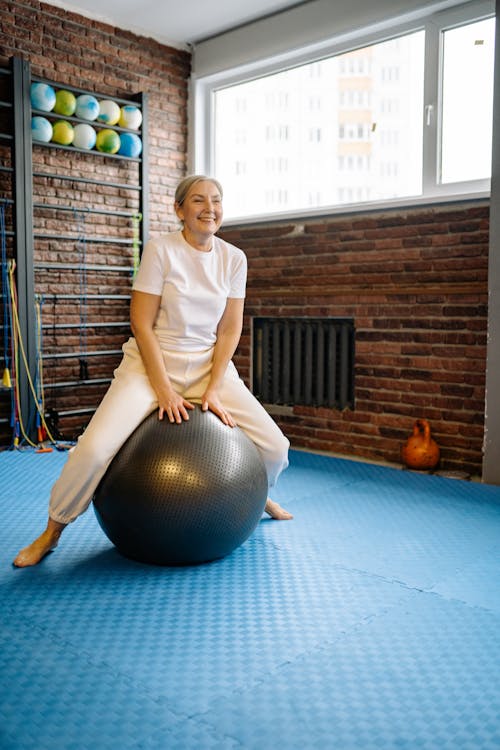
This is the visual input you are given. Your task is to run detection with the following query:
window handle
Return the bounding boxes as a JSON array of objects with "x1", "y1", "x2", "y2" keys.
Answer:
[{"x1": 425, "y1": 104, "x2": 434, "y2": 126}]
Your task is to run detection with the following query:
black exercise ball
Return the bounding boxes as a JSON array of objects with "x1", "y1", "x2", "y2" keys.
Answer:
[{"x1": 93, "y1": 406, "x2": 268, "y2": 565}]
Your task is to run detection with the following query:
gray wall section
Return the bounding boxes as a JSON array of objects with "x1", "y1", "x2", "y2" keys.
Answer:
[
  {"x1": 193, "y1": 0, "x2": 476, "y2": 76},
  {"x1": 483, "y1": 3, "x2": 500, "y2": 484}
]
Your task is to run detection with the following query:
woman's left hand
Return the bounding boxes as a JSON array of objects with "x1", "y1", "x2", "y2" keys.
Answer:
[{"x1": 201, "y1": 389, "x2": 236, "y2": 427}]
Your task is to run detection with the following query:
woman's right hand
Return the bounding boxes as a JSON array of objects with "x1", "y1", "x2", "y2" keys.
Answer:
[
  {"x1": 158, "y1": 389, "x2": 195, "y2": 423},
  {"x1": 131, "y1": 291, "x2": 195, "y2": 424}
]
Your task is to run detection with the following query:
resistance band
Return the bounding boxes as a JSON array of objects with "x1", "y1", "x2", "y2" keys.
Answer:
[
  {"x1": 1, "y1": 202, "x2": 12, "y2": 390},
  {"x1": 7, "y1": 260, "x2": 57, "y2": 448}
]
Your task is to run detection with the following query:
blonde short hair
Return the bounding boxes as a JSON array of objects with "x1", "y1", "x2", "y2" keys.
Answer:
[{"x1": 174, "y1": 175, "x2": 223, "y2": 206}]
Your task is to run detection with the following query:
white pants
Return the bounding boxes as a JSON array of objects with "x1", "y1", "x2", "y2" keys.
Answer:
[{"x1": 49, "y1": 338, "x2": 290, "y2": 524}]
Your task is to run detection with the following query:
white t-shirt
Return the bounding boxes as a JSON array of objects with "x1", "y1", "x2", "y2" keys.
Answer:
[{"x1": 132, "y1": 230, "x2": 247, "y2": 352}]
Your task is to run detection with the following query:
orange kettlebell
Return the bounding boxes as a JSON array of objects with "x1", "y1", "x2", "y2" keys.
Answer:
[{"x1": 401, "y1": 419, "x2": 440, "y2": 470}]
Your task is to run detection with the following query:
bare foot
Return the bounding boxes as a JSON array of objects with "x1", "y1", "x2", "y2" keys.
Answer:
[
  {"x1": 13, "y1": 519, "x2": 66, "y2": 568},
  {"x1": 264, "y1": 498, "x2": 293, "y2": 520}
]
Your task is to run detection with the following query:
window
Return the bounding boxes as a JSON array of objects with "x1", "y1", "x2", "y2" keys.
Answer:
[
  {"x1": 199, "y1": 1, "x2": 494, "y2": 222},
  {"x1": 440, "y1": 16, "x2": 495, "y2": 183}
]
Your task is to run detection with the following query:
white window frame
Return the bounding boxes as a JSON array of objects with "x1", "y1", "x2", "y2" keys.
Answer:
[{"x1": 192, "y1": 0, "x2": 494, "y2": 225}]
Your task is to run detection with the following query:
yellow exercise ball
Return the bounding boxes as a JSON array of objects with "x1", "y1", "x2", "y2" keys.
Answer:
[
  {"x1": 95, "y1": 128, "x2": 121, "y2": 154},
  {"x1": 54, "y1": 90, "x2": 77, "y2": 116},
  {"x1": 51, "y1": 120, "x2": 74, "y2": 145}
]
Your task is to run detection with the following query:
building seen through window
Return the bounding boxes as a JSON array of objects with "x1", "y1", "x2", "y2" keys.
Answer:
[{"x1": 212, "y1": 13, "x2": 494, "y2": 221}]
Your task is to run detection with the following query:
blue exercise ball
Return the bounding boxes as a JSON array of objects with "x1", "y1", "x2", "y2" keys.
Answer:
[
  {"x1": 75, "y1": 94, "x2": 99, "y2": 121},
  {"x1": 30, "y1": 82, "x2": 56, "y2": 112},
  {"x1": 31, "y1": 116, "x2": 53, "y2": 142},
  {"x1": 93, "y1": 407, "x2": 268, "y2": 566},
  {"x1": 118, "y1": 132, "x2": 142, "y2": 158}
]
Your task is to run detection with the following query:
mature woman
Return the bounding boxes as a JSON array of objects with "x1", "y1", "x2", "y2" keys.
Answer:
[{"x1": 14, "y1": 175, "x2": 291, "y2": 568}]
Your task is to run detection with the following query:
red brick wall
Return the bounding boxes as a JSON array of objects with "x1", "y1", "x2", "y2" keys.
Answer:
[
  {"x1": 1, "y1": 3, "x2": 489, "y2": 476},
  {"x1": 1, "y1": 0, "x2": 190, "y2": 440},
  {"x1": 222, "y1": 201, "x2": 489, "y2": 476},
  {"x1": 2, "y1": 0, "x2": 190, "y2": 232}
]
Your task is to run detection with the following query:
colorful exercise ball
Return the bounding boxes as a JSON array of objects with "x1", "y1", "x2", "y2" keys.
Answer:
[
  {"x1": 119, "y1": 105, "x2": 142, "y2": 130},
  {"x1": 97, "y1": 100, "x2": 121, "y2": 125},
  {"x1": 73, "y1": 123, "x2": 97, "y2": 150},
  {"x1": 54, "y1": 89, "x2": 77, "y2": 116},
  {"x1": 31, "y1": 116, "x2": 53, "y2": 143},
  {"x1": 96, "y1": 128, "x2": 121, "y2": 154},
  {"x1": 118, "y1": 132, "x2": 142, "y2": 158},
  {"x1": 30, "y1": 82, "x2": 56, "y2": 112},
  {"x1": 75, "y1": 94, "x2": 99, "y2": 121},
  {"x1": 51, "y1": 120, "x2": 74, "y2": 146}
]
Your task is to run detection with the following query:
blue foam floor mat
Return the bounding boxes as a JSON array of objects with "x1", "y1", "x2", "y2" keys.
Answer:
[{"x1": 1, "y1": 448, "x2": 499, "y2": 749}]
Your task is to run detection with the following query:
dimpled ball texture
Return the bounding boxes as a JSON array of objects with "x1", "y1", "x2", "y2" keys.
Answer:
[{"x1": 93, "y1": 407, "x2": 268, "y2": 566}]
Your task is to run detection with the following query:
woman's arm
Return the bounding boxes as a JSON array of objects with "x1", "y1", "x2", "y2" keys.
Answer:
[
  {"x1": 201, "y1": 297, "x2": 244, "y2": 426},
  {"x1": 130, "y1": 290, "x2": 194, "y2": 422}
]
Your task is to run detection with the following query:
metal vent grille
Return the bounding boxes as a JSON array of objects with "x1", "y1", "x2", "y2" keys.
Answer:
[{"x1": 252, "y1": 317, "x2": 355, "y2": 409}]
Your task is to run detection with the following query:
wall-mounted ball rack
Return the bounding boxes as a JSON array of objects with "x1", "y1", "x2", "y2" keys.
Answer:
[{"x1": 0, "y1": 56, "x2": 149, "y2": 445}]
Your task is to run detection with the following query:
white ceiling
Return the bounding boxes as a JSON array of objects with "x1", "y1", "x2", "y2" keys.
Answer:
[{"x1": 43, "y1": 0, "x2": 309, "y2": 48}]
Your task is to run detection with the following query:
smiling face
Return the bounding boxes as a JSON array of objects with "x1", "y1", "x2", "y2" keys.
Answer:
[{"x1": 175, "y1": 179, "x2": 223, "y2": 249}]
